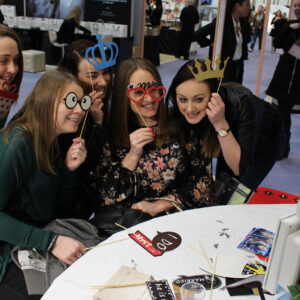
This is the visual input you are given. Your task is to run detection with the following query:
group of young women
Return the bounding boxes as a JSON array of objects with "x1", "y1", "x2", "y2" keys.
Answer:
[{"x1": 0, "y1": 3, "x2": 285, "y2": 295}]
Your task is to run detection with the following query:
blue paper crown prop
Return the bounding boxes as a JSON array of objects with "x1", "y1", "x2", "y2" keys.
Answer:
[{"x1": 85, "y1": 34, "x2": 119, "y2": 69}]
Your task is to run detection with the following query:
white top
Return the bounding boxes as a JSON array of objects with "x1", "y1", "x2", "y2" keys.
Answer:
[
  {"x1": 42, "y1": 204, "x2": 295, "y2": 300},
  {"x1": 232, "y1": 16, "x2": 243, "y2": 61}
]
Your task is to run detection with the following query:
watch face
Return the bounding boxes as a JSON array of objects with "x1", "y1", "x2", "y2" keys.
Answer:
[{"x1": 218, "y1": 129, "x2": 228, "y2": 137}]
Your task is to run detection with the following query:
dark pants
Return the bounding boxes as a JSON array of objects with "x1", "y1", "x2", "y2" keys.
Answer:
[
  {"x1": 250, "y1": 28, "x2": 263, "y2": 50},
  {"x1": 224, "y1": 59, "x2": 244, "y2": 84},
  {"x1": 0, "y1": 263, "x2": 42, "y2": 300},
  {"x1": 278, "y1": 101, "x2": 294, "y2": 157},
  {"x1": 176, "y1": 29, "x2": 193, "y2": 59}
]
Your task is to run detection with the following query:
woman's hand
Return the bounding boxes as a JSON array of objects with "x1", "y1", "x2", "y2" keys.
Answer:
[
  {"x1": 65, "y1": 137, "x2": 87, "y2": 171},
  {"x1": 129, "y1": 128, "x2": 155, "y2": 157},
  {"x1": 51, "y1": 235, "x2": 86, "y2": 265},
  {"x1": 89, "y1": 90, "x2": 105, "y2": 125},
  {"x1": 206, "y1": 93, "x2": 229, "y2": 131},
  {"x1": 131, "y1": 200, "x2": 173, "y2": 217},
  {"x1": 290, "y1": 23, "x2": 300, "y2": 30}
]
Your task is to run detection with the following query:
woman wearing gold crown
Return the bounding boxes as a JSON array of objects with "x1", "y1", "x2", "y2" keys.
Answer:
[
  {"x1": 90, "y1": 58, "x2": 214, "y2": 237},
  {"x1": 166, "y1": 58, "x2": 282, "y2": 195}
]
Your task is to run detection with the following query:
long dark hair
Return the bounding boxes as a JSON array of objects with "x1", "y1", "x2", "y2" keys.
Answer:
[
  {"x1": 110, "y1": 58, "x2": 170, "y2": 148},
  {"x1": 58, "y1": 39, "x2": 112, "y2": 124},
  {"x1": 0, "y1": 24, "x2": 23, "y2": 92},
  {"x1": 166, "y1": 59, "x2": 221, "y2": 158}
]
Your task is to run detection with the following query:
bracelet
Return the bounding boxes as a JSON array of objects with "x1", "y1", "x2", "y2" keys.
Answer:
[{"x1": 47, "y1": 234, "x2": 58, "y2": 252}]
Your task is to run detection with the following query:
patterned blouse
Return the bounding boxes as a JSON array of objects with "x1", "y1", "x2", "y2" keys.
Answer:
[{"x1": 95, "y1": 135, "x2": 213, "y2": 211}]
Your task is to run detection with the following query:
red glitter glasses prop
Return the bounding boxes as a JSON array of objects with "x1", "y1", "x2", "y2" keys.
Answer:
[{"x1": 127, "y1": 86, "x2": 166, "y2": 104}]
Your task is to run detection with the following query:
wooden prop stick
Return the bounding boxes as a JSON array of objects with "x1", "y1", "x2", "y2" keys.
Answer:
[
  {"x1": 209, "y1": 256, "x2": 218, "y2": 300},
  {"x1": 84, "y1": 237, "x2": 130, "y2": 251},
  {"x1": 255, "y1": 0, "x2": 271, "y2": 96},
  {"x1": 212, "y1": 0, "x2": 227, "y2": 68},
  {"x1": 132, "y1": 102, "x2": 149, "y2": 128},
  {"x1": 217, "y1": 77, "x2": 223, "y2": 93},
  {"x1": 92, "y1": 281, "x2": 146, "y2": 289},
  {"x1": 79, "y1": 60, "x2": 95, "y2": 138},
  {"x1": 115, "y1": 222, "x2": 135, "y2": 234}
]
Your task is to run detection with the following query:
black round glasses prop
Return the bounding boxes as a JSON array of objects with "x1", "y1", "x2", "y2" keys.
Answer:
[{"x1": 63, "y1": 92, "x2": 92, "y2": 111}]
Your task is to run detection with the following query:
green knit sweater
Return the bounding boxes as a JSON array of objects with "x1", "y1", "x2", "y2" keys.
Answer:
[{"x1": 0, "y1": 127, "x2": 78, "y2": 282}]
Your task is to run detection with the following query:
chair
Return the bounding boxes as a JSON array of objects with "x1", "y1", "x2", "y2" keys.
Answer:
[{"x1": 48, "y1": 31, "x2": 68, "y2": 57}]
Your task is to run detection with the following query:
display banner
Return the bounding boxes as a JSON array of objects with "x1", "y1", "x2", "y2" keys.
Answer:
[{"x1": 85, "y1": 0, "x2": 132, "y2": 36}]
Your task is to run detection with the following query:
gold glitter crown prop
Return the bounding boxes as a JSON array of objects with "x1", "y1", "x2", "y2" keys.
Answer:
[{"x1": 188, "y1": 56, "x2": 229, "y2": 81}]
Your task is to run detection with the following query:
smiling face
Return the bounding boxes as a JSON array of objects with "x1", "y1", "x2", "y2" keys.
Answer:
[
  {"x1": 128, "y1": 68, "x2": 160, "y2": 126},
  {"x1": 55, "y1": 81, "x2": 85, "y2": 136},
  {"x1": 77, "y1": 58, "x2": 111, "y2": 98},
  {"x1": 0, "y1": 36, "x2": 19, "y2": 90},
  {"x1": 176, "y1": 79, "x2": 211, "y2": 125}
]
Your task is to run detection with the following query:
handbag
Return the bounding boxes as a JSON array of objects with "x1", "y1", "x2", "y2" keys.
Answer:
[
  {"x1": 90, "y1": 202, "x2": 152, "y2": 239},
  {"x1": 214, "y1": 172, "x2": 253, "y2": 205}
]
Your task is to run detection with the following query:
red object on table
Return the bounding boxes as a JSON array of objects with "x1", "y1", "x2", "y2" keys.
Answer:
[{"x1": 248, "y1": 187, "x2": 300, "y2": 204}]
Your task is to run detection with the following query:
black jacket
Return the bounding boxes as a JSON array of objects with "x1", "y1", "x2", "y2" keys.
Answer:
[
  {"x1": 194, "y1": 15, "x2": 251, "y2": 61},
  {"x1": 180, "y1": 5, "x2": 199, "y2": 32},
  {"x1": 215, "y1": 84, "x2": 281, "y2": 186},
  {"x1": 266, "y1": 20, "x2": 300, "y2": 105},
  {"x1": 57, "y1": 17, "x2": 91, "y2": 44}
]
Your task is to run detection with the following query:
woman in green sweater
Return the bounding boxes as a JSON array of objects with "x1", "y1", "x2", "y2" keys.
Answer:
[{"x1": 0, "y1": 70, "x2": 91, "y2": 299}]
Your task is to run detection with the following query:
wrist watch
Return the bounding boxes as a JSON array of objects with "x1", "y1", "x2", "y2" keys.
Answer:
[{"x1": 216, "y1": 128, "x2": 231, "y2": 137}]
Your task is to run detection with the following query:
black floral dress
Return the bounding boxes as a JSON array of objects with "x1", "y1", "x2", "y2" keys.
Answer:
[{"x1": 95, "y1": 134, "x2": 213, "y2": 211}]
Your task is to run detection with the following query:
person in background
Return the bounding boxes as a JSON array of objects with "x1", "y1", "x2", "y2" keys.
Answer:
[
  {"x1": 148, "y1": 0, "x2": 163, "y2": 27},
  {"x1": 166, "y1": 58, "x2": 282, "y2": 191},
  {"x1": 0, "y1": 24, "x2": 23, "y2": 129},
  {"x1": 270, "y1": 10, "x2": 287, "y2": 52},
  {"x1": 266, "y1": 0, "x2": 300, "y2": 159},
  {"x1": 91, "y1": 58, "x2": 213, "y2": 236},
  {"x1": 0, "y1": 70, "x2": 90, "y2": 299},
  {"x1": 249, "y1": 5, "x2": 264, "y2": 52},
  {"x1": 194, "y1": 0, "x2": 251, "y2": 84},
  {"x1": 176, "y1": 0, "x2": 199, "y2": 60},
  {"x1": 57, "y1": 6, "x2": 91, "y2": 44},
  {"x1": 0, "y1": 0, "x2": 5, "y2": 24}
]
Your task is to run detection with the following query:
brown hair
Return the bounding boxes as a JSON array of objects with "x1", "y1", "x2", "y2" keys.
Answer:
[
  {"x1": 3, "y1": 70, "x2": 81, "y2": 174},
  {"x1": 67, "y1": 6, "x2": 81, "y2": 23},
  {"x1": 110, "y1": 58, "x2": 170, "y2": 148},
  {"x1": 0, "y1": 24, "x2": 23, "y2": 92}
]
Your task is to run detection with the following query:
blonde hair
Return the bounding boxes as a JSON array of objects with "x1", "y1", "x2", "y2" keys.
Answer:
[
  {"x1": 3, "y1": 70, "x2": 81, "y2": 174},
  {"x1": 67, "y1": 6, "x2": 81, "y2": 23}
]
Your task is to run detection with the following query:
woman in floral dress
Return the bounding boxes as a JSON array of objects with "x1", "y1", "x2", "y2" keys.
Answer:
[{"x1": 91, "y1": 58, "x2": 213, "y2": 234}]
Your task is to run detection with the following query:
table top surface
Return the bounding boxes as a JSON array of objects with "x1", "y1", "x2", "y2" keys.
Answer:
[{"x1": 42, "y1": 204, "x2": 296, "y2": 300}]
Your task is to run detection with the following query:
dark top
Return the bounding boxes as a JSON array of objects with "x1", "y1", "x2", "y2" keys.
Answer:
[
  {"x1": 194, "y1": 14, "x2": 251, "y2": 61},
  {"x1": 180, "y1": 5, "x2": 199, "y2": 32},
  {"x1": 57, "y1": 17, "x2": 91, "y2": 44},
  {"x1": 0, "y1": 127, "x2": 80, "y2": 282},
  {"x1": 215, "y1": 84, "x2": 281, "y2": 180},
  {"x1": 270, "y1": 17, "x2": 287, "y2": 37},
  {"x1": 149, "y1": 5, "x2": 163, "y2": 26},
  {"x1": 95, "y1": 126, "x2": 213, "y2": 211},
  {"x1": 0, "y1": 9, "x2": 4, "y2": 24},
  {"x1": 266, "y1": 20, "x2": 300, "y2": 105}
]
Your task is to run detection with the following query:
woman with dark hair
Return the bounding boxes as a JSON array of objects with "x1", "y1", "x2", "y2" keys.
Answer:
[
  {"x1": 91, "y1": 58, "x2": 213, "y2": 236},
  {"x1": 194, "y1": 0, "x2": 251, "y2": 83},
  {"x1": 270, "y1": 10, "x2": 287, "y2": 52},
  {"x1": 0, "y1": 70, "x2": 91, "y2": 299},
  {"x1": 166, "y1": 58, "x2": 281, "y2": 191},
  {"x1": 0, "y1": 24, "x2": 23, "y2": 128},
  {"x1": 57, "y1": 39, "x2": 113, "y2": 211}
]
